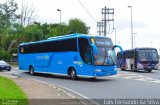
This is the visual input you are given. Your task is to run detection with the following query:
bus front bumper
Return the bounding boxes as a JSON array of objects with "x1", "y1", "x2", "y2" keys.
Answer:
[
  {"x1": 77, "y1": 70, "x2": 117, "y2": 78},
  {"x1": 94, "y1": 70, "x2": 117, "y2": 77}
]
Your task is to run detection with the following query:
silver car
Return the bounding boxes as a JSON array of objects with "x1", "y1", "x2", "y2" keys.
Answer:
[{"x1": 0, "y1": 60, "x2": 11, "y2": 71}]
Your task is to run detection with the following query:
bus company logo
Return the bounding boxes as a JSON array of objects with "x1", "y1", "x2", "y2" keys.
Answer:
[
  {"x1": 73, "y1": 61, "x2": 82, "y2": 66},
  {"x1": 36, "y1": 55, "x2": 49, "y2": 60}
]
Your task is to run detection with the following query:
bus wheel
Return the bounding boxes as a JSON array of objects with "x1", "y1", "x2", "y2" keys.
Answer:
[
  {"x1": 121, "y1": 68, "x2": 126, "y2": 71},
  {"x1": 29, "y1": 66, "x2": 35, "y2": 76},
  {"x1": 70, "y1": 68, "x2": 77, "y2": 80},
  {"x1": 131, "y1": 65, "x2": 135, "y2": 72},
  {"x1": 8, "y1": 69, "x2": 11, "y2": 71},
  {"x1": 90, "y1": 77, "x2": 96, "y2": 81},
  {"x1": 148, "y1": 69, "x2": 152, "y2": 72}
]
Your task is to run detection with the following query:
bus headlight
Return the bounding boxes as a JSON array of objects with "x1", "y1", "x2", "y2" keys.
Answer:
[
  {"x1": 154, "y1": 64, "x2": 159, "y2": 70},
  {"x1": 95, "y1": 69, "x2": 102, "y2": 72},
  {"x1": 137, "y1": 63, "x2": 144, "y2": 69}
]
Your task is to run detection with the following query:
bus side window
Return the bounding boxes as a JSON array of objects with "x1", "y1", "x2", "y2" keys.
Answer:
[{"x1": 78, "y1": 38, "x2": 92, "y2": 65}]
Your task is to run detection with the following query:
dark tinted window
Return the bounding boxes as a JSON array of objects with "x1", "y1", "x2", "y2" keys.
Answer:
[
  {"x1": 125, "y1": 50, "x2": 134, "y2": 58},
  {"x1": 117, "y1": 52, "x2": 123, "y2": 59},
  {"x1": 137, "y1": 49, "x2": 159, "y2": 61},
  {"x1": 78, "y1": 38, "x2": 92, "y2": 64},
  {"x1": 19, "y1": 38, "x2": 77, "y2": 54}
]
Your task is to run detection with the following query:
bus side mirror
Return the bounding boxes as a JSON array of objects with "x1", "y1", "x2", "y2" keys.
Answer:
[
  {"x1": 91, "y1": 44, "x2": 98, "y2": 55},
  {"x1": 112, "y1": 45, "x2": 123, "y2": 54}
]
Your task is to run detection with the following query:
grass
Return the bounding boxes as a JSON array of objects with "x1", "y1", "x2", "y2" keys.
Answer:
[{"x1": 0, "y1": 76, "x2": 28, "y2": 105}]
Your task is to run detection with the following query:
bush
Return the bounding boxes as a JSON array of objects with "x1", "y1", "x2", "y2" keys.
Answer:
[{"x1": 0, "y1": 50, "x2": 11, "y2": 61}]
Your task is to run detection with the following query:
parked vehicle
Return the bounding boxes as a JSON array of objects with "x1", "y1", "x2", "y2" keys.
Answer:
[{"x1": 0, "y1": 60, "x2": 12, "y2": 71}]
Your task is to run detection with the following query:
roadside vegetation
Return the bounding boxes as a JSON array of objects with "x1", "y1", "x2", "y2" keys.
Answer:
[
  {"x1": 0, "y1": 0, "x2": 89, "y2": 61},
  {"x1": 0, "y1": 76, "x2": 28, "y2": 105}
]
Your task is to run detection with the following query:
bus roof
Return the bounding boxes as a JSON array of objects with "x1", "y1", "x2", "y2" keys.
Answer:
[
  {"x1": 19, "y1": 33, "x2": 110, "y2": 46},
  {"x1": 120, "y1": 47, "x2": 157, "y2": 52},
  {"x1": 117, "y1": 47, "x2": 158, "y2": 54},
  {"x1": 134, "y1": 47, "x2": 157, "y2": 50}
]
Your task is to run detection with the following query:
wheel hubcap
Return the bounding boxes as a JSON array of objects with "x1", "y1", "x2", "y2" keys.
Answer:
[{"x1": 71, "y1": 70, "x2": 75, "y2": 78}]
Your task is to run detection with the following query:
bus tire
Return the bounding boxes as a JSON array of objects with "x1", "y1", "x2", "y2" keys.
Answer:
[
  {"x1": 29, "y1": 66, "x2": 35, "y2": 76},
  {"x1": 148, "y1": 69, "x2": 152, "y2": 72},
  {"x1": 69, "y1": 68, "x2": 77, "y2": 80},
  {"x1": 121, "y1": 68, "x2": 126, "y2": 71},
  {"x1": 131, "y1": 64, "x2": 136, "y2": 72},
  {"x1": 90, "y1": 77, "x2": 96, "y2": 81}
]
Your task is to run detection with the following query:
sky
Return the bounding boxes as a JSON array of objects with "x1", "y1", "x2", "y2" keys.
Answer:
[{"x1": 2, "y1": 0, "x2": 160, "y2": 53}]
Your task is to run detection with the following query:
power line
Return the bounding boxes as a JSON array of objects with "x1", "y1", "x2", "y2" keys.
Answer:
[{"x1": 77, "y1": 0, "x2": 97, "y2": 23}]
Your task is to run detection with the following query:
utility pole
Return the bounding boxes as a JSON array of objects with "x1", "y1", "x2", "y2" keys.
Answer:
[
  {"x1": 101, "y1": 6, "x2": 114, "y2": 36},
  {"x1": 97, "y1": 22, "x2": 100, "y2": 35},
  {"x1": 102, "y1": 6, "x2": 107, "y2": 36},
  {"x1": 150, "y1": 41, "x2": 152, "y2": 47},
  {"x1": 132, "y1": 33, "x2": 137, "y2": 48},
  {"x1": 57, "y1": 9, "x2": 61, "y2": 24},
  {"x1": 113, "y1": 28, "x2": 116, "y2": 45},
  {"x1": 128, "y1": 6, "x2": 133, "y2": 49},
  {"x1": 97, "y1": 21, "x2": 103, "y2": 35},
  {"x1": 97, "y1": 6, "x2": 114, "y2": 36}
]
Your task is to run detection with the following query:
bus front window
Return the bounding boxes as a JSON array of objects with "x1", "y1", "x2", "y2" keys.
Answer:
[
  {"x1": 92, "y1": 38, "x2": 116, "y2": 66},
  {"x1": 94, "y1": 47, "x2": 116, "y2": 66},
  {"x1": 138, "y1": 49, "x2": 159, "y2": 62}
]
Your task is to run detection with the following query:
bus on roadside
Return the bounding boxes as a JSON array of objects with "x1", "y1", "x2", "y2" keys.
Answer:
[
  {"x1": 117, "y1": 47, "x2": 159, "y2": 72},
  {"x1": 18, "y1": 33, "x2": 122, "y2": 79}
]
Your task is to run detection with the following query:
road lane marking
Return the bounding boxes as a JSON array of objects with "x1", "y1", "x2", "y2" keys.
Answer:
[{"x1": 112, "y1": 71, "x2": 160, "y2": 84}]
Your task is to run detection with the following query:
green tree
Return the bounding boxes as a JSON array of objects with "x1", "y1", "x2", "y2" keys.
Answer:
[
  {"x1": 0, "y1": 0, "x2": 19, "y2": 52},
  {"x1": 0, "y1": 35, "x2": 14, "y2": 51},
  {"x1": 9, "y1": 48, "x2": 17, "y2": 55},
  {"x1": 68, "y1": 18, "x2": 88, "y2": 34},
  {"x1": 49, "y1": 23, "x2": 69, "y2": 37},
  {"x1": 24, "y1": 24, "x2": 43, "y2": 41},
  {"x1": 15, "y1": 23, "x2": 43, "y2": 43},
  {"x1": 0, "y1": 50, "x2": 11, "y2": 61},
  {"x1": 0, "y1": 0, "x2": 18, "y2": 33}
]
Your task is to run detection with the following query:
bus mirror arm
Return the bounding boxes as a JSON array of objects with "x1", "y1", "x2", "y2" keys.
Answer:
[
  {"x1": 112, "y1": 45, "x2": 123, "y2": 54},
  {"x1": 91, "y1": 44, "x2": 98, "y2": 55}
]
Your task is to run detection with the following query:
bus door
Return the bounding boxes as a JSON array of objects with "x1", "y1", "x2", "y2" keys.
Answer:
[
  {"x1": 81, "y1": 46, "x2": 94, "y2": 76},
  {"x1": 126, "y1": 59, "x2": 131, "y2": 70}
]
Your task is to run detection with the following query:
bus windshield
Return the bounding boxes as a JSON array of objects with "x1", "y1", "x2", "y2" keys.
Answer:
[
  {"x1": 138, "y1": 49, "x2": 159, "y2": 62},
  {"x1": 93, "y1": 38, "x2": 116, "y2": 66}
]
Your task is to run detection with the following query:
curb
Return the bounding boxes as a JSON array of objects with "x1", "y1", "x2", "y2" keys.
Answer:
[
  {"x1": 0, "y1": 73, "x2": 99, "y2": 105},
  {"x1": 30, "y1": 78, "x2": 99, "y2": 105}
]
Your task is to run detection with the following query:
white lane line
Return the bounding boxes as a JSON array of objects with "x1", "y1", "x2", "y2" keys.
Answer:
[{"x1": 114, "y1": 72, "x2": 160, "y2": 84}]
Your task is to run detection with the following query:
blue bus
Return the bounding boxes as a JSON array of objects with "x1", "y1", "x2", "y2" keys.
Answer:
[
  {"x1": 117, "y1": 48, "x2": 159, "y2": 72},
  {"x1": 18, "y1": 33, "x2": 122, "y2": 79}
]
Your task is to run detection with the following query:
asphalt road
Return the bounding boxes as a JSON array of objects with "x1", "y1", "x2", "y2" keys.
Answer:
[{"x1": 2, "y1": 67, "x2": 160, "y2": 104}]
